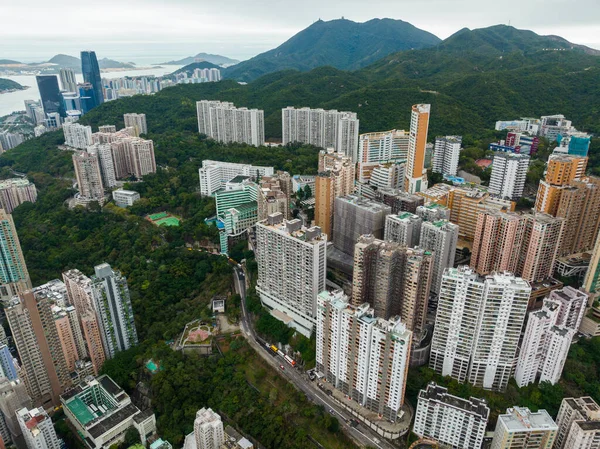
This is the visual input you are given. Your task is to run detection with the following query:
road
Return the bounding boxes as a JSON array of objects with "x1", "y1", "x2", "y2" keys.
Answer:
[{"x1": 233, "y1": 266, "x2": 400, "y2": 449}]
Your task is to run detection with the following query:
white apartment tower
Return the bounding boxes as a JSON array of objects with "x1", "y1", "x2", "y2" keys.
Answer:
[
  {"x1": 255, "y1": 213, "x2": 327, "y2": 337},
  {"x1": 183, "y1": 408, "x2": 224, "y2": 449},
  {"x1": 413, "y1": 382, "x2": 489, "y2": 449},
  {"x1": 358, "y1": 129, "x2": 410, "y2": 166},
  {"x1": 491, "y1": 407, "x2": 557, "y2": 449},
  {"x1": 127, "y1": 138, "x2": 156, "y2": 178},
  {"x1": 282, "y1": 107, "x2": 359, "y2": 159},
  {"x1": 316, "y1": 290, "x2": 411, "y2": 422},
  {"x1": 555, "y1": 397, "x2": 600, "y2": 449},
  {"x1": 432, "y1": 136, "x2": 462, "y2": 176},
  {"x1": 198, "y1": 160, "x2": 274, "y2": 196},
  {"x1": 123, "y1": 113, "x2": 147, "y2": 136},
  {"x1": 489, "y1": 153, "x2": 530, "y2": 200},
  {"x1": 430, "y1": 267, "x2": 531, "y2": 392},
  {"x1": 197, "y1": 100, "x2": 264, "y2": 146},
  {"x1": 63, "y1": 123, "x2": 93, "y2": 149},
  {"x1": 17, "y1": 407, "x2": 61, "y2": 449},
  {"x1": 87, "y1": 143, "x2": 117, "y2": 188},
  {"x1": 384, "y1": 212, "x2": 423, "y2": 247},
  {"x1": 418, "y1": 220, "x2": 459, "y2": 294},
  {"x1": 72, "y1": 151, "x2": 105, "y2": 203}
]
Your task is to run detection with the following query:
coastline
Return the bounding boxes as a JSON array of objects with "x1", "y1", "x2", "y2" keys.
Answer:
[{"x1": 0, "y1": 85, "x2": 29, "y2": 95}]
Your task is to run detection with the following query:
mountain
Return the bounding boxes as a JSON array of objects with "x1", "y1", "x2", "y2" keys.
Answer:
[
  {"x1": 0, "y1": 59, "x2": 22, "y2": 65},
  {"x1": 160, "y1": 53, "x2": 240, "y2": 66},
  {"x1": 98, "y1": 58, "x2": 136, "y2": 69},
  {"x1": 46, "y1": 54, "x2": 80, "y2": 69},
  {"x1": 223, "y1": 18, "x2": 441, "y2": 82},
  {"x1": 0, "y1": 78, "x2": 25, "y2": 93},
  {"x1": 169, "y1": 61, "x2": 222, "y2": 77}
]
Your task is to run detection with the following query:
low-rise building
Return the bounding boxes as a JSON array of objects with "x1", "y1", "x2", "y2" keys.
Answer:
[{"x1": 112, "y1": 189, "x2": 140, "y2": 207}]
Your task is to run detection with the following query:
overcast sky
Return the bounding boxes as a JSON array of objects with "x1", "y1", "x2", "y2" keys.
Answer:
[{"x1": 2, "y1": 0, "x2": 599, "y2": 63}]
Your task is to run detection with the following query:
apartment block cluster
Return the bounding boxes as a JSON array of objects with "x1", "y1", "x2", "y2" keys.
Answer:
[{"x1": 64, "y1": 113, "x2": 155, "y2": 205}]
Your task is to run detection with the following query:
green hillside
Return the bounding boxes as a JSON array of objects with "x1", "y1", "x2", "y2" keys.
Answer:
[{"x1": 0, "y1": 78, "x2": 24, "y2": 93}]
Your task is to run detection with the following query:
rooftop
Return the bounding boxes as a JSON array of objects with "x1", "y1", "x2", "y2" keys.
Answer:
[
  {"x1": 419, "y1": 383, "x2": 489, "y2": 419},
  {"x1": 499, "y1": 407, "x2": 557, "y2": 432}
]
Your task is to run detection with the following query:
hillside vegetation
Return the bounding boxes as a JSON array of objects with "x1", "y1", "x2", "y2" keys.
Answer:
[{"x1": 0, "y1": 78, "x2": 24, "y2": 93}]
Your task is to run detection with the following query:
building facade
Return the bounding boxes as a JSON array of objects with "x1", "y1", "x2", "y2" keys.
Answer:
[
  {"x1": 123, "y1": 113, "x2": 148, "y2": 136},
  {"x1": 63, "y1": 123, "x2": 92, "y2": 149},
  {"x1": 73, "y1": 151, "x2": 105, "y2": 204},
  {"x1": 0, "y1": 209, "x2": 31, "y2": 300},
  {"x1": 432, "y1": 136, "x2": 461, "y2": 176},
  {"x1": 0, "y1": 178, "x2": 37, "y2": 213},
  {"x1": 517, "y1": 213, "x2": 564, "y2": 283},
  {"x1": 418, "y1": 220, "x2": 459, "y2": 295},
  {"x1": 491, "y1": 407, "x2": 557, "y2": 449},
  {"x1": 489, "y1": 153, "x2": 530, "y2": 200},
  {"x1": 405, "y1": 104, "x2": 431, "y2": 194},
  {"x1": 198, "y1": 160, "x2": 274, "y2": 196},
  {"x1": 384, "y1": 212, "x2": 423, "y2": 247},
  {"x1": 81, "y1": 51, "x2": 104, "y2": 107},
  {"x1": 197, "y1": 100, "x2": 264, "y2": 146},
  {"x1": 554, "y1": 397, "x2": 600, "y2": 449}
]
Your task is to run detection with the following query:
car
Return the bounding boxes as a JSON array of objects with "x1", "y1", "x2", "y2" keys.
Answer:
[
  {"x1": 329, "y1": 409, "x2": 334, "y2": 414},
  {"x1": 280, "y1": 365, "x2": 285, "y2": 370}
]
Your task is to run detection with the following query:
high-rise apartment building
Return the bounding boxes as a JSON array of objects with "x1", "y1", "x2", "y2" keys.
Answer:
[
  {"x1": 80, "y1": 311, "x2": 106, "y2": 375},
  {"x1": 413, "y1": 382, "x2": 489, "y2": 449},
  {"x1": 282, "y1": 107, "x2": 359, "y2": 159},
  {"x1": 535, "y1": 155, "x2": 588, "y2": 215},
  {"x1": 0, "y1": 178, "x2": 37, "y2": 213},
  {"x1": 81, "y1": 51, "x2": 104, "y2": 106},
  {"x1": 0, "y1": 378, "x2": 31, "y2": 442},
  {"x1": 432, "y1": 136, "x2": 461, "y2": 176},
  {"x1": 470, "y1": 210, "x2": 526, "y2": 275},
  {"x1": 332, "y1": 195, "x2": 391, "y2": 257},
  {"x1": 126, "y1": 138, "x2": 156, "y2": 178},
  {"x1": 87, "y1": 143, "x2": 117, "y2": 188},
  {"x1": 416, "y1": 203, "x2": 450, "y2": 222},
  {"x1": 54, "y1": 310, "x2": 80, "y2": 372},
  {"x1": 73, "y1": 151, "x2": 105, "y2": 204},
  {"x1": 314, "y1": 149, "x2": 355, "y2": 237},
  {"x1": 123, "y1": 113, "x2": 148, "y2": 136},
  {"x1": 384, "y1": 212, "x2": 422, "y2": 247},
  {"x1": 357, "y1": 129, "x2": 409, "y2": 177},
  {"x1": 316, "y1": 291, "x2": 412, "y2": 422},
  {"x1": 36, "y1": 75, "x2": 64, "y2": 116},
  {"x1": 405, "y1": 104, "x2": 431, "y2": 194},
  {"x1": 17, "y1": 407, "x2": 61, "y2": 449},
  {"x1": 418, "y1": 220, "x2": 458, "y2": 294},
  {"x1": 0, "y1": 344, "x2": 18, "y2": 381},
  {"x1": 0, "y1": 209, "x2": 31, "y2": 300},
  {"x1": 554, "y1": 397, "x2": 600, "y2": 449},
  {"x1": 59, "y1": 68, "x2": 77, "y2": 93},
  {"x1": 489, "y1": 153, "x2": 530, "y2": 200},
  {"x1": 63, "y1": 123, "x2": 92, "y2": 149},
  {"x1": 257, "y1": 172, "x2": 292, "y2": 220},
  {"x1": 491, "y1": 407, "x2": 557, "y2": 449},
  {"x1": 430, "y1": 267, "x2": 531, "y2": 392},
  {"x1": 65, "y1": 306, "x2": 87, "y2": 361},
  {"x1": 255, "y1": 213, "x2": 326, "y2": 337},
  {"x1": 376, "y1": 189, "x2": 424, "y2": 214},
  {"x1": 550, "y1": 286, "x2": 588, "y2": 330},
  {"x1": 183, "y1": 408, "x2": 224, "y2": 449},
  {"x1": 197, "y1": 100, "x2": 264, "y2": 146},
  {"x1": 517, "y1": 213, "x2": 564, "y2": 283},
  {"x1": 584, "y1": 231, "x2": 600, "y2": 296},
  {"x1": 352, "y1": 236, "x2": 432, "y2": 330},
  {"x1": 198, "y1": 160, "x2": 274, "y2": 196}
]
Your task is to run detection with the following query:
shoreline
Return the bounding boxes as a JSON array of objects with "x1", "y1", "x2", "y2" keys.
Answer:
[{"x1": 0, "y1": 86, "x2": 29, "y2": 95}]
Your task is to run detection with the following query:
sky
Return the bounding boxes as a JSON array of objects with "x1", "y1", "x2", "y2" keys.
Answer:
[{"x1": 1, "y1": 0, "x2": 599, "y2": 63}]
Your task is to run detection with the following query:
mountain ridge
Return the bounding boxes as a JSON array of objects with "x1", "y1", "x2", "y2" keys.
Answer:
[{"x1": 159, "y1": 52, "x2": 240, "y2": 66}]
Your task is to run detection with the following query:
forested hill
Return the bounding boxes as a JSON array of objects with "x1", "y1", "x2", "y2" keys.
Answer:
[
  {"x1": 224, "y1": 18, "x2": 441, "y2": 82},
  {"x1": 0, "y1": 78, "x2": 24, "y2": 93}
]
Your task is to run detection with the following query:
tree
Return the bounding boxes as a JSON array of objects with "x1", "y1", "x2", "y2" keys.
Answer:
[{"x1": 122, "y1": 427, "x2": 140, "y2": 449}]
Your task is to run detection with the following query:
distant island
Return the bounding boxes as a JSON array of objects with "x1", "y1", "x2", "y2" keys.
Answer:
[
  {"x1": 0, "y1": 78, "x2": 26, "y2": 94},
  {"x1": 159, "y1": 52, "x2": 239, "y2": 66}
]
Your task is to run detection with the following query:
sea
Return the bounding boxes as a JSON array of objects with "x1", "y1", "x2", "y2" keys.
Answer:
[{"x1": 0, "y1": 65, "x2": 183, "y2": 118}]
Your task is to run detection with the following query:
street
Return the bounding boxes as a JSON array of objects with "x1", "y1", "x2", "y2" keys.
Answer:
[{"x1": 233, "y1": 267, "x2": 401, "y2": 449}]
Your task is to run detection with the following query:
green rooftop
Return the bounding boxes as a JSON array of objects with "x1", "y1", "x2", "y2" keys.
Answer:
[{"x1": 66, "y1": 396, "x2": 96, "y2": 425}]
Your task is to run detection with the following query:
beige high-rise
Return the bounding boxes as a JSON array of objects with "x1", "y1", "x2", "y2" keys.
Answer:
[
  {"x1": 517, "y1": 213, "x2": 564, "y2": 283},
  {"x1": 81, "y1": 312, "x2": 106, "y2": 375},
  {"x1": 258, "y1": 172, "x2": 291, "y2": 220},
  {"x1": 54, "y1": 313, "x2": 79, "y2": 372}
]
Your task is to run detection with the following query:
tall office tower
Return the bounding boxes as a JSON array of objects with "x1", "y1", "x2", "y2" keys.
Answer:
[
  {"x1": 404, "y1": 104, "x2": 431, "y2": 194},
  {"x1": 125, "y1": 138, "x2": 156, "y2": 178},
  {"x1": 282, "y1": 107, "x2": 359, "y2": 159},
  {"x1": 358, "y1": 129, "x2": 410, "y2": 173},
  {"x1": 63, "y1": 123, "x2": 92, "y2": 149},
  {"x1": 91, "y1": 263, "x2": 138, "y2": 359},
  {"x1": 53, "y1": 310, "x2": 79, "y2": 372},
  {"x1": 430, "y1": 267, "x2": 531, "y2": 391},
  {"x1": 554, "y1": 397, "x2": 600, "y2": 449},
  {"x1": 514, "y1": 299, "x2": 573, "y2": 387},
  {"x1": 584, "y1": 231, "x2": 600, "y2": 296},
  {"x1": 36, "y1": 75, "x2": 64, "y2": 116},
  {"x1": 196, "y1": 100, "x2": 264, "y2": 146},
  {"x1": 17, "y1": 407, "x2": 61, "y2": 449},
  {"x1": 517, "y1": 213, "x2": 564, "y2": 283},
  {"x1": 183, "y1": 408, "x2": 224, "y2": 449},
  {"x1": 418, "y1": 220, "x2": 458, "y2": 294},
  {"x1": 65, "y1": 306, "x2": 87, "y2": 360},
  {"x1": 258, "y1": 175, "x2": 290, "y2": 220},
  {"x1": 0, "y1": 209, "x2": 31, "y2": 300},
  {"x1": 549, "y1": 286, "x2": 587, "y2": 330},
  {"x1": 470, "y1": 210, "x2": 526, "y2": 275},
  {"x1": 78, "y1": 82, "x2": 97, "y2": 113},
  {"x1": 416, "y1": 203, "x2": 450, "y2": 222},
  {"x1": 535, "y1": 155, "x2": 588, "y2": 215},
  {"x1": 6, "y1": 291, "x2": 71, "y2": 408},
  {"x1": 0, "y1": 178, "x2": 37, "y2": 213},
  {"x1": 489, "y1": 153, "x2": 530, "y2": 200},
  {"x1": 198, "y1": 160, "x2": 274, "y2": 196},
  {"x1": 491, "y1": 407, "x2": 557, "y2": 449},
  {"x1": 81, "y1": 50, "x2": 104, "y2": 106},
  {"x1": 432, "y1": 136, "x2": 461, "y2": 176},
  {"x1": 87, "y1": 143, "x2": 117, "y2": 188},
  {"x1": 413, "y1": 383, "x2": 489, "y2": 449},
  {"x1": 0, "y1": 378, "x2": 32, "y2": 442},
  {"x1": 314, "y1": 149, "x2": 355, "y2": 237},
  {"x1": 123, "y1": 113, "x2": 147, "y2": 136},
  {"x1": 555, "y1": 178, "x2": 600, "y2": 256},
  {"x1": 80, "y1": 312, "x2": 105, "y2": 375},
  {"x1": 316, "y1": 291, "x2": 412, "y2": 422},
  {"x1": 59, "y1": 68, "x2": 77, "y2": 93},
  {"x1": 255, "y1": 213, "x2": 326, "y2": 337},
  {"x1": 352, "y1": 236, "x2": 433, "y2": 330},
  {"x1": 384, "y1": 212, "x2": 422, "y2": 247},
  {"x1": 332, "y1": 195, "x2": 391, "y2": 257},
  {"x1": 72, "y1": 151, "x2": 105, "y2": 203},
  {"x1": 376, "y1": 188, "x2": 424, "y2": 214}
]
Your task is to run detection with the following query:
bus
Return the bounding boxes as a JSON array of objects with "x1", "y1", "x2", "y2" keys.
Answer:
[
  {"x1": 284, "y1": 355, "x2": 296, "y2": 367},
  {"x1": 270, "y1": 345, "x2": 279, "y2": 354}
]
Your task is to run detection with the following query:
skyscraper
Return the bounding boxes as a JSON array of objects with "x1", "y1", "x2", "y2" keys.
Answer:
[
  {"x1": 59, "y1": 68, "x2": 77, "y2": 93},
  {"x1": 87, "y1": 143, "x2": 117, "y2": 188},
  {"x1": 413, "y1": 383, "x2": 489, "y2": 449},
  {"x1": 430, "y1": 267, "x2": 531, "y2": 392},
  {"x1": 535, "y1": 154, "x2": 588, "y2": 215},
  {"x1": 517, "y1": 213, "x2": 564, "y2": 283},
  {"x1": 488, "y1": 153, "x2": 530, "y2": 200},
  {"x1": 418, "y1": 220, "x2": 459, "y2": 294},
  {"x1": 0, "y1": 209, "x2": 31, "y2": 300},
  {"x1": 255, "y1": 213, "x2": 327, "y2": 337},
  {"x1": 432, "y1": 136, "x2": 461, "y2": 176},
  {"x1": 91, "y1": 263, "x2": 138, "y2": 359},
  {"x1": 125, "y1": 138, "x2": 156, "y2": 178},
  {"x1": 36, "y1": 75, "x2": 64, "y2": 116},
  {"x1": 316, "y1": 290, "x2": 412, "y2": 422},
  {"x1": 491, "y1": 407, "x2": 557, "y2": 449},
  {"x1": 405, "y1": 104, "x2": 431, "y2": 193},
  {"x1": 384, "y1": 212, "x2": 423, "y2": 247},
  {"x1": 72, "y1": 151, "x2": 105, "y2": 204},
  {"x1": 81, "y1": 51, "x2": 104, "y2": 107},
  {"x1": 123, "y1": 113, "x2": 147, "y2": 136},
  {"x1": 0, "y1": 178, "x2": 37, "y2": 214}
]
